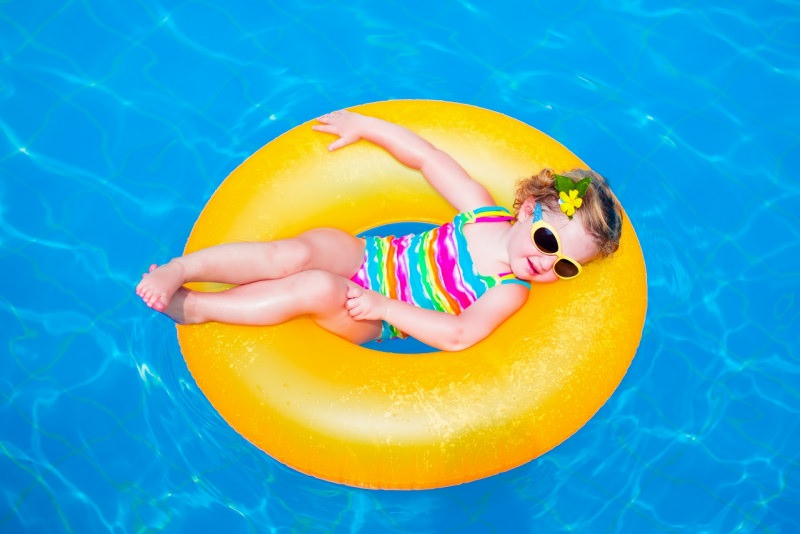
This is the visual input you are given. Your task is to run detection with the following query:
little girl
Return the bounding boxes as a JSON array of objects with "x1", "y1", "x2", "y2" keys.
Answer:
[{"x1": 137, "y1": 110, "x2": 622, "y2": 351}]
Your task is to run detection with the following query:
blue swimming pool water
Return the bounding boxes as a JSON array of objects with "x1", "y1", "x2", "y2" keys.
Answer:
[{"x1": 2, "y1": 1, "x2": 799, "y2": 532}]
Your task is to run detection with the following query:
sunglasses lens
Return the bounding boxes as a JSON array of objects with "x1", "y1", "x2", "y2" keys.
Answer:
[
  {"x1": 533, "y1": 227, "x2": 559, "y2": 254},
  {"x1": 555, "y1": 259, "x2": 580, "y2": 279}
]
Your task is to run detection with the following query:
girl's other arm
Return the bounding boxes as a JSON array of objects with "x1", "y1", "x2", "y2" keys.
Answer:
[
  {"x1": 313, "y1": 110, "x2": 495, "y2": 213},
  {"x1": 345, "y1": 285, "x2": 528, "y2": 351}
]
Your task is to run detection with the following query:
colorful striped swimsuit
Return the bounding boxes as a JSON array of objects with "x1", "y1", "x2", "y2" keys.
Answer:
[{"x1": 351, "y1": 206, "x2": 532, "y2": 341}]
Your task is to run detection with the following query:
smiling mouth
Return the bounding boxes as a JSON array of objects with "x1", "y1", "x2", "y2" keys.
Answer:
[{"x1": 527, "y1": 258, "x2": 539, "y2": 275}]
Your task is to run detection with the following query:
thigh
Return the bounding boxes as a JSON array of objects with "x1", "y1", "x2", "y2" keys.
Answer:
[{"x1": 296, "y1": 228, "x2": 366, "y2": 278}]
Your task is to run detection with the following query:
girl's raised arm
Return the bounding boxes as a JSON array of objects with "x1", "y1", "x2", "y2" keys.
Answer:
[{"x1": 313, "y1": 110, "x2": 495, "y2": 213}]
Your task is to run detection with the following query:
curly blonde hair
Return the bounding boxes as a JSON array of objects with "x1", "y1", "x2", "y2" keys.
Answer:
[{"x1": 513, "y1": 168, "x2": 623, "y2": 258}]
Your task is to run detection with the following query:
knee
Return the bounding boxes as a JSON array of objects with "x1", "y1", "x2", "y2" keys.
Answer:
[
  {"x1": 274, "y1": 228, "x2": 345, "y2": 274},
  {"x1": 292, "y1": 270, "x2": 347, "y2": 312},
  {"x1": 261, "y1": 238, "x2": 314, "y2": 277}
]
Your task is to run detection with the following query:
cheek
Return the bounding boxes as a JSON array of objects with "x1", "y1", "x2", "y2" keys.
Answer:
[
  {"x1": 532, "y1": 271, "x2": 559, "y2": 284},
  {"x1": 519, "y1": 232, "x2": 537, "y2": 255}
]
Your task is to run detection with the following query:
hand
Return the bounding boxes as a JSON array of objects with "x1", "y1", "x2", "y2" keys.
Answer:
[
  {"x1": 312, "y1": 109, "x2": 364, "y2": 151},
  {"x1": 345, "y1": 286, "x2": 388, "y2": 321}
]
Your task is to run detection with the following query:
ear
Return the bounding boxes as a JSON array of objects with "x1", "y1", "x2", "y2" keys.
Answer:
[{"x1": 517, "y1": 197, "x2": 536, "y2": 222}]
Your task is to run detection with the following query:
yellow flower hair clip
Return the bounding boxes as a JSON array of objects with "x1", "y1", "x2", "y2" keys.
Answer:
[{"x1": 554, "y1": 174, "x2": 592, "y2": 219}]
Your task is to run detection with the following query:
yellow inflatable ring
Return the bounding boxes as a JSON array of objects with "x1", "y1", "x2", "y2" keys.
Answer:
[{"x1": 177, "y1": 100, "x2": 647, "y2": 489}]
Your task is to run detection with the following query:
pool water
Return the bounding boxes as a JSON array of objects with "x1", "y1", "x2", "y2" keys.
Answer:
[{"x1": 2, "y1": 1, "x2": 798, "y2": 532}]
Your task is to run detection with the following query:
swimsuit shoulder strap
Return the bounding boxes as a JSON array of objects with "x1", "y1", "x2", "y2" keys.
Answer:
[
  {"x1": 455, "y1": 205, "x2": 515, "y2": 226},
  {"x1": 454, "y1": 206, "x2": 532, "y2": 290}
]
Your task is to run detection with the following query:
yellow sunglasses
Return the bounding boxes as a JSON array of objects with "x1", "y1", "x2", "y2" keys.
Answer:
[{"x1": 531, "y1": 202, "x2": 582, "y2": 279}]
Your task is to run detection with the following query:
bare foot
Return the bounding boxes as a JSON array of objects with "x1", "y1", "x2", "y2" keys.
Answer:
[{"x1": 136, "y1": 261, "x2": 187, "y2": 312}]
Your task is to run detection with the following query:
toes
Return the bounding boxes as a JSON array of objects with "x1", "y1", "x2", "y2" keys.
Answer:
[
  {"x1": 137, "y1": 265, "x2": 159, "y2": 295},
  {"x1": 135, "y1": 264, "x2": 175, "y2": 313},
  {"x1": 146, "y1": 293, "x2": 168, "y2": 311}
]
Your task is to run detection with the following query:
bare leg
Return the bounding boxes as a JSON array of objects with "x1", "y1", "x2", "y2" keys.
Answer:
[
  {"x1": 164, "y1": 270, "x2": 381, "y2": 345},
  {"x1": 136, "y1": 228, "x2": 365, "y2": 312}
]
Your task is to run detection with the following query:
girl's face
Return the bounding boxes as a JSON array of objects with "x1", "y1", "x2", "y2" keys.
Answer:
[{"x1": 509, "y1": 198, "x2": 599, "y2": 284}]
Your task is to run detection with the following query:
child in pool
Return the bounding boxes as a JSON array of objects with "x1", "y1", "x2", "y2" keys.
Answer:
[{"x1": 136, "y1": 109, "x2": 622, "y2": 351}]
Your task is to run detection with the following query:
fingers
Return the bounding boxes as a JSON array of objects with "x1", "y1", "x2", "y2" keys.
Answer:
[
  {"x1": 317, "y1": 110, "x2": 348, "y2": 122},
  {"x1": 314, "y1": 110, "x2": 361, "y2": 152},
  {"x1": 345, "y1": 287, "x2": 367, "y2": 320},
  {"x1": 345, "y1": 288, "x2": 386, "y2": 322},
  {"x1": 347, "y1": 306, "x2": 364, "y2": 320},
  {"x1": 315, "y1": 111, "x2": 341, "y2": 127},
  {"x1": 311, "y1": 123, "x2": 334, "y2": 134},
  {"x1": 328, "y1": 137, "x2": 352, "y2": 151},
  {"x1": 346, "y1": 298, "x2": 364, "y2": 319}
]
